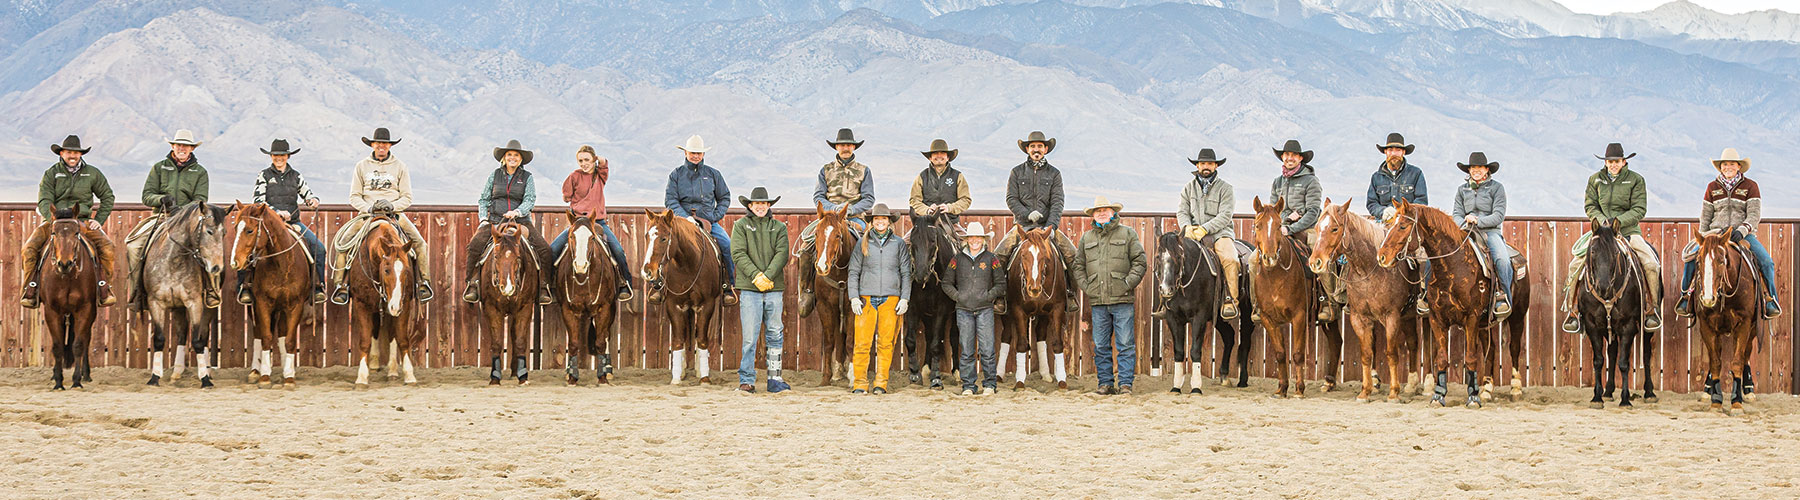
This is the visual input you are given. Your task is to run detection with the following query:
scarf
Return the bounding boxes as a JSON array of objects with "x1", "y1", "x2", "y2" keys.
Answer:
[
  {"x1": 1718, "y1": 173, "x2": 1743, "y2": 192},
  {"x1": 837, "y1": 154, "x2": 856, "y2": 167},
  {"x1": 1282, "y1": 163, "x2": 1303, "y2": 177},
  {"x1": 1028, "y1": 159, "x2": 1048, "y2": 170},
  {"x1": 168, "y1": 152, "x2": 198, "y2": 169},
  {"x1": 1195, "y1": 170, "x2": 1216, "y2": 191}
]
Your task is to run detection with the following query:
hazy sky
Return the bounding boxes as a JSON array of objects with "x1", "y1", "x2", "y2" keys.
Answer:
[{"x1": 1556, "y1": 0, "x2": 1795, "y2": 14}]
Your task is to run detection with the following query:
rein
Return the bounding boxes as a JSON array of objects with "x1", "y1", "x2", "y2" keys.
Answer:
[
  {"x1": 237, "y1": 210, "x2": 303, "y2": 270},
  {"x1": 1007, "y1": 237, "x2": 1059, "y2": 302}
]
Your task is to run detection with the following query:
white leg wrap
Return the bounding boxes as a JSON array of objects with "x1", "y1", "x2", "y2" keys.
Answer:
[
  {"x1": 173, "y1": 345, "x2": 188, "y2": 378},
  {"x1": 356, "y1": 356, "x2": 370, "y2": 385},
  {"x1": 1036, "y1": 342, "x2": 1052, "y2": 382},
  {"x1": 696, "y1": 349, "x2": 711, "y2": 377},
  {"x1": 670, "y1": 349, "x2": 685, "y2": 384},
  {"x1": 996, "y1": 343, "x2": 1011, "y2": 374},
  {"x1": 1015, "y1": 352, "x2": 1028, "y2": 382},
  {"x1": 250, "y1": 338, "x2": 263, "y2": 374},
  {"x1": 152, "y1": 351, "x2": 164, "y2": 378},
  {"x1": 1190, "y1": 362, "x2": 1202, "y2": 388},
  {"x1": 1173, "y1": 362, "x2": 1186, "y2": 389},
  {"x1": 197, "y1": 347, "x2": 211, "y2": 378},
  {"x1": 386, "y1": 340, "x2": 399, "y2": 373},
  {"x1": 282, "y1": 353, "x2": 296, "y2": 380},
  {"x1": 402, "y1": 354, "x2": 417, "y2": 384},
  {"x1": 1053, "y1": 353, "x2": 1067, "y2": 382}
]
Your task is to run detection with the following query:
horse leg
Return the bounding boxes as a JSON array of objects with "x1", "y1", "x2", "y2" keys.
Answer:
[
  {"x1": 1235, "y1": 317, "x2": 1254, "y2": 388},
  {"x1": 1508, "y1": 316, "x2": 1527, "y2": 400},
  {"x1": 1640, "y1": 328, "x2": 1658, "y2": 403},
  {"x1": 1428, "y1": 312, "x2": 1451, "y2": 407},
  {"x1": 512, "y1": 311, "x2": 532, "y2": 386},
  {"x1": 594, "y1": 316, "x2": 615, "y2": 385},
  {"x1": 1348, "y1": 315, "x2": 1376, "y2": 402},
  {"x1": 484, "y1": 306, "x2": 505, "y2": 385},
  {"x1": 695, "y1": 306, "x2": 716, "y2": 385},
  {"x1": 1384, "y1": 318, "x2": 1404, "y2": 403},
  {"x1": 1189, "y1": 320, "x2": 1208, "y2": 395},
  {"x1": 1035, "y1": 319, "x2": 1053, "y2": 384},
  {"x1": 398, "y1": 311, "x2": 418, "y2": 387},
  {"x1": 1732, "y1": 331, "x2": 1755, "y2": 415},
  {"x1": 1586, "y1": 330, "x2": 1606, "y2": 409},
  {"x1": 1741, "y1": 361, "x2": 1757, "y2": 403},
  {"x1": 564, "y1": 307, "x2": 585, "y2": 386},
  {"x1": 1265, "y1": 317, "x2": 1290, "y2": 398},
  {"x1": 1319, "y1": 318, "x2": 1344, "y2": 393},
  {"x1": 352, "y1": 310, "x2": 374, "y2": 389},
  {"x1": 1049, "y1": 308, "x2": 1069, "y2": 390},
  {"x1": 1292, "y1": 317, "x2": 1312, "y2": 399},
  {"x1": 668, "y1": 307, "x2": 689, "y2": 385},
  {"x1": 1169, "y1": 317, "x2": 1188, "y2": 394},
  {"x1": 1214, "y1": 320, "x2": 1234, "y2": 386},
  {"x1": 72, "y1": 309, "x2": 94, "y2": 390},
  {"x1": 1012, "y1": 314, "x2": 1030, "y2": 390},
  {"x1": 1462, "y1": 318, "x2": 1486, "y2": 409},
  {"x1": 934, "y1": 308, "x2": 954, "y2": 389},
  {"x1": 905, "y1": 310, "x2": 923, "y2": 384},
  {"x1": 1615, "y1": 328, "x2": 1637, "y2": 408},
  {"x1": 148, "y1": 311, "x2": 167, "y2": 386},
  {"x1": 49, "y1": 312, "x2": 67, "y2": 390}
]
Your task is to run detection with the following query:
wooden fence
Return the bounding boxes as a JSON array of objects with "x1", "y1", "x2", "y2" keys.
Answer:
[{"x1": 2, "y1": 203, "x2": 1795, "y2": 394}]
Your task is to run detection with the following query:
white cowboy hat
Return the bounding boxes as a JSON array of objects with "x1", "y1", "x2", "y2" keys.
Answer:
[
  {"x1": 960, "y1": 221, "x2": 993, "y2": 239},
  {"x1": 164, "y1": 129, "x2": 202, "y2": 147},
  {"x1": 676, "y1": 135, "x2": 711, "y2": 153},
  {"x1": 1712, "y1": 148, "x2": 1750, "y2": 172},
  {"x1": 1084, "y1": 195, "x2": 1124, "y2": 215}
]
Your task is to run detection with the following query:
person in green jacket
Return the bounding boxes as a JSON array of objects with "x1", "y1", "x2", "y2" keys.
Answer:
[
  {"x1": 1562, "y1": 143, "x2": 1664, "y2": 332},
  {"x1": 125, "y1": 129, "x2": 214, "y2": 310},
  {"x1": 1074, "y1": 196, "x2": 1148, "y2": 395},
  {"x1": 20, "y1": 135, "x2": 118, "y2": 308},
  {"x1": 731, "y1": 186, "x2": 791, "y2": 394}
]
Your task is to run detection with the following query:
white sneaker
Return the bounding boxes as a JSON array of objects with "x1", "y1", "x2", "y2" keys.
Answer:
[
  {"x1": 961, "y1": 389, "x2": 974, "y2": 396},
  {"x1": 980, "y1": 387, "x2": 995, "y2": 396}
]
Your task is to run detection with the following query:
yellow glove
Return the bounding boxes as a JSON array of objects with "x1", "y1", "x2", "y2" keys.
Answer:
[
  {"x1": 1183, "y1": 225, "x2": 1208, "y2": 241},
  {"x1": 753, "y1": 272, "x2": 775, "y2": 292}
]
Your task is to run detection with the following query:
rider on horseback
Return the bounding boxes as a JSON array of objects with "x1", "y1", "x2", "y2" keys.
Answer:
[
  {"x1": 908, "y1": 138, "x2": 972, "y2": 226},
  {"x1": 994, "y1": 131, "x2": 1080, "y2": 313},
  {"x1": 462, "y1": 140, "x2": 555, "y2": 305},
  {"x1": 329, "y1": 127, "x2": 435, "y2": 304},
  {"x1": 1368, "y1": 133, "x2": 1432, "y2": 314},
  {"x1": 549, "y1": 145, "x2": 634, "y2": 303},
  {"x1": 1562, "y1": 143, "x2": 1664, "y2": 333},
  {"x1": 238, "y1": 139, "x2": 328, "y2": 305},
  {"x1": 1165, "y1": 148, "x2": 1240, "y2": 320},
  {"x1": 1675, "y1": 148, "x2": 1781, "y2": 319},
  {"x1": 657, "y1": 135, "x2": 737, "y2": 306},
  {"x1": 798, "y1": 128, "x2": 875, "y2": 317},
  {"x1": 126, "y1": 129, "x2": 218, "y2": 310},
  {"x1": 1452, "y1": 152, "x2": 1514, "y2": 318},
  {"x1": 1248, "y1": 140, "x2": 1332, "y2": 324},
  {"x1": 21, "y1": 135, "x2": 118, "y2": 309}
]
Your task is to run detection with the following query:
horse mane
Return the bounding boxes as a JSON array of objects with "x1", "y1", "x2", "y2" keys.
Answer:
[{"x1": 53, "y1": 207, "x2": 76, "y2": 219}]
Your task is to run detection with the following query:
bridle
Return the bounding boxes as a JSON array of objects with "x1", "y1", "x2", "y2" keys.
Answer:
[
  {"x1": 48, "y1": 220, "x2": 91, "y2": 276},
  {"x1": 1695, "y1": 239, "x2": 1748, "y2": 301},
  {"x1": 649, "y1": 219, "x2": 712, "y2": 297},
  {"x1": 486, "y1": 224, "x2": 531, "y2": 298},
  {"x1": 1160, "y1": 235, "x2": 1211, "y2": 293},
  {"x1": 1007, "y1": 234, "x2": 1056, "y2": 301},
  {"x1": 235, "y1": 208, "x2": 303, "y2": 271}
]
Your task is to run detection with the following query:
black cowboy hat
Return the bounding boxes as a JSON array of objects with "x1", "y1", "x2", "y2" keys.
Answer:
[
  {"x1": 1456, "y1": 151, "x2": 1499, "y2": 174},
  {"x1": 921, "y1": 138, "x2": 958, "y2": 162},
  {"x1": 867, "y1": 203, "x2": 900, "y2": 222},
  {"x1": 1271, "y1": 139, "x2": 1313, "y2": 164},
  {"x1": 1017, "y1": 130, "x2": 1056, "y2": 154},
  {"x1": 1376, "y1": 132, "x2": 1415, "y2": 155},
  {"x1": 50, "y1": 135, "x2": 89, "y2": 155},
  {"x1": 738, "y1": 186, "x2": 781, "y2": 208},
  {"x1": 361, "y1": 127, "x2": 401, "y2": 146},
  {"x1": 260, "y1": 138, "x2": 300, "y2": 156},
  {"x1": 1595, "y1": 142, "x2": 1635, "y2": 161},
  {"x1": 492, "y1": 139, "x2": 533, "y2": 166},
  {"x1": 1189, "y1": 148, "x2": 1227, "y2": 166},
  {"x1": 826, "y1": 128, "x2": 864, "y2": 149}
]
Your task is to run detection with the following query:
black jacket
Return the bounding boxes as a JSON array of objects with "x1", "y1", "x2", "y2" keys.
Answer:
[{"x1": 942, "y1": 249, "x2": 1007, "y2": 311}]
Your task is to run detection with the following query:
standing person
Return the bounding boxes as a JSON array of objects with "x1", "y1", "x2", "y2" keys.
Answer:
[
  {"x1": 1367, "y1": 133, "x2": 1431, "y2": 313},
  {"x1": 994, "y1": 131, "x2": 1079, "y2": 311},
  {"x1": 847, "y1": 204, "x2": 911, "y2": 395},
  {"x1": 461, "y1": 140, "x2": 554, "y2": 305},
  {"x1": 126, "y1": 129, "x2": 214, "y2": 310},
  {"x1": 1676, "y1": 148, "x2": 1781, "y2": 319},
  {"x1": 660, "y1": 135, "x2": 736, "y2": 306},
  {"x1": 942, "y1": 221, "x2": 1005, "y2": 396},
  {"x1": 1075, "y1": 196, "x2": 1148, "y2": 395},
  {"x1": 329, "y1": 127, "x2": 434, "y2": 304},
  {"x1": 1561, "y1": 143, "x2": 1663, "y2": 332},
  {"x1": 550, "y1": 145, "x2": 634, "y2": 302},
  {"x1": 1247, "y1": 140, "x2": 1328, "y2": 323},
  {"x1": 797, "y1": 128, "x2": 875, "y2": 317},
  {"x1": 908, "y1": 138, "x2": 972, "y2": 226},
  {"x1": 20, "y1": 135, "x2": 118, "y2": 308},
  {"x1": 1166, "y1": 148, "x2": 1239, "y2": 320},
  {"x1": 732, "y1": 186, "x2": 791, "y2": 393},
  {"x1": 241, "y1": 139, "x2": 327, "y2": 305},
  {"x1": 1450, "y1": 152, "x2": 1514, "y2": 318}
]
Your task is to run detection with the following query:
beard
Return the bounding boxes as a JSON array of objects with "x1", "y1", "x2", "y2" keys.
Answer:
[
  {"x1": 1385, "y1": 156, "x2": 1404, "y2": 170},
  {"x1": 1198, "y1": 169, "x2": 1216, "y2": 178}
]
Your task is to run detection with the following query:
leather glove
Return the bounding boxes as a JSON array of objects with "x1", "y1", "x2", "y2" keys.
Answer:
[
  {"x1": 1183, "y1": 225, "x2": 1207, "y2": 241},
  {"x1": 849, "y1": 297, "x2": 864, "y2": 316},
  {"x1": 895, "y1": 298, "x2": 910, "y2": 315},
  {"x1": 1028, "y1": 211, "x2": 1043, "y2": 223},
  {"x1": 1463, "y1": 215, "x2": 1478, "y2": 226},
  {"x1": 160, "y1": 197, "x2": 176, "y2": 211},
  {"x1": 372, "y1": 199, "x2": 393, "y2": 214},
  {"x1": 753, "y1": 272, "x2": 775, "y2": 292}
]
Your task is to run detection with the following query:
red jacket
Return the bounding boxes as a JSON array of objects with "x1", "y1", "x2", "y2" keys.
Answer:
[{"x1": 563, "y1": 166, "x2": 608, "y2": 218}]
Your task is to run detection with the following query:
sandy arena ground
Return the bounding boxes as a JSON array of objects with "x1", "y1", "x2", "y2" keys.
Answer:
[{"x1": 2, "y1": 365, "x2": 1798, "y2": 499}]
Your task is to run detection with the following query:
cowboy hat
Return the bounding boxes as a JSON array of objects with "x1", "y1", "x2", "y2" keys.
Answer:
[
  {"x1": 826, "y1": 128, "x2": 864, "y2": 149},
  {"x1": 492, "y1": 139, "x2": 534, "y2": 166},
  {"x1": 361, "y1": 127, "x2": 401, "y2": 146},
  {"x1": 50, "y1": 135, "x2": 89, "y2": 155},
  {"x1": 1712, "y1": 147, "x2": 1751, "y2": 172},
  {"x1": 1271, "y1": 139, "x2": 1313, "y2": 164},
  {"x1": 1084, "y1": 195, "x2": 1124, "y2": 215},
  {"x1": 738, "y1": 186, "x2": 781, "y2": 208},
  {"x1": 1376, "y1": 132, "x2": 1415, "y2": 155},
  {"x1": 1189, "y1": 148, "x2": 1227, "y2": 166},
  {"x1": 1595, "y1": 142, "x2": 1635, "y2": 161},
  {"x1": 164, "y1": 129, "x2": 202, "y2": 147},
  {"x1": 1456, "y1": 151, "x2": 1499, "y2": 174},
  {"x1": 1017, "y1": 131, "x2": 1056, "y2": 154},
  {"x1": 960, "y1": 221, "x2": 993, "y2": 239},
  {"x1": 921, "y1": 138, "x2": 958, "y2": 162},
  {"x1": 677, "y1": 134, "x2": 711, "y2": 153},
  {"x1": 260, "y1": 138, "x2": 300, "y2": 156},
  {"x1": 866, "y1": 203, "x2": 900, "y2": 222}
]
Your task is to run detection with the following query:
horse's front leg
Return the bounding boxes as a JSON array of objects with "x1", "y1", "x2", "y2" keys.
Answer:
[
  {"x1": 1586, "y1": 330, "x2": 1607, "y2": 409},
  {"x1": 511, "y1": 310, "x2": 533, "y2": 386},
  {"x1": 188, "y1": 307, "x2": 214, "y2": 389},
  {"x1": 352, "y1": 309, "x2": 375, "y2": 389},
  {"x1": 1348, "y1": 315, "x2": 1376, "y2": 402}
]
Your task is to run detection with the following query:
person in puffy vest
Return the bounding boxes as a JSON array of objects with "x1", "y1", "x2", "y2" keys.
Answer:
[
  {"x1": 462, "y1": 140, "x2": 554, "y2": 305},
  {"x1": 240, "y1": 139, "x2": 327, "y2": 305}
]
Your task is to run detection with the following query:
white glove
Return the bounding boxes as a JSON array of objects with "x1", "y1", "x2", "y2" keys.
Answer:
[
  {"x1": 895, "y1": 299, "x2": 909, "y2": 315},
  {"x1": 1463, "y1": 215, "x2": 1478, "y2": 226},
  {"x1": 1280, "y1": 226, "x2": 1291, "y2": 236},
  {"x1": 685, "y1": 216, "x2": 700, "y2": 226},
  {"x1": 1028, "y1": 211, "x2": 1044, "y2": 223},
  {"x1": 276, "y1": 210, "x2": 291, "y2": 219},
  {"x1": 849, "y1": 297, "x2": 864, "y2": 316}
]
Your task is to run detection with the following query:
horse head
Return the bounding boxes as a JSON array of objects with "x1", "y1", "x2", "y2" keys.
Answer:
[
  {"x1": 815, "y1": 202, "x2": 852, "y2": 275},
  {"x1": 1156, "y1": 230, "x2": 1186, "y2": 301},
  {"x1": 1375, "y1": 198, "x2": 1419, "y2": 268},
  {"x1": 48, "y1": 217, "x2": 86, "y2": 277},
  {"x1": 1016, "y1": 227, "x2": 1058, "y2": 299},
  {"x1": 1250, "y1": 196, "x2": 1287, "y2": 267},
  {"x1": 1309, "y1": 197, "x2": 1354, "y2": 274},
  {"x1": 1691, "y1": 227, "x2": 1744, "y2": 309},
  {"x1": 565, "y1": 209, "x2": 600, "y2": 276},
  {"x1": 228, "y1": 201, "x2": 277, "y2": 272},
  {"x1": 186, "y1": 202, "x2": 231, "y2": 277},
  {"x1": 366, "y1": 223, "x2": 412, "y2": 317},
  {"x1": 641, "y1": 208, "x2": 685, "y2": 282},
  {"x1": 487, "y1": 221, "x2": 529, "y2": 298},
  {"x1": 908, "y1": 213, "x2": 951, "y2": 284}
]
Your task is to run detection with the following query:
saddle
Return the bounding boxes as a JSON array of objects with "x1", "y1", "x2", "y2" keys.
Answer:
[
  {"x1": 284, "y1": 223, "x2": 316, "y2": 266},
  {"x1": 1466, "y1": 233, "x2": 1527, "y2": 283}
]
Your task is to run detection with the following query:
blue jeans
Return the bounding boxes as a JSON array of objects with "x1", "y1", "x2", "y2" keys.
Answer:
[
  {"x1": 1091, "y1": 303, "x2": 1137, "y2": 388},
  {"x1": 551, "y1": 220, "x2": 631, "y2": 285},
  {"x1": 296, "y1": 223, "x2": 327, "y2": 287},
  {"x1": 708, "y1": 221, "x2": 734, "y2": 286},
  {"x1": 737, "y1": 290, "x2": 785, "y2": 385},
  {"x1": 1483, "y1": 230, "x2": 1514, "y2": 300},
  {"x1": 1682, "y1": 233, "x2": 1778, "y2": 300},
  {"x1": 956, "y1": 308, "x2": 997, "y2": 391}
]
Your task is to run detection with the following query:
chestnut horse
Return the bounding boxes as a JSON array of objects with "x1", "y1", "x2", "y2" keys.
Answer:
[
  {"x1": 905, "y1": 213, "x2": 958, "y2": 389},
  {"x1": 40, "y1": 214, "x2": 99, "y2": 390},
  {"x1": 1152, "y1": 231, "x2": 1255, "y2": 393},
  {"x1": 1248, "y1": 197, "x2": 1337, "y2": 398},
  {"x1": 558, "y1": 211, "x2": 622, "y2": 385},
  {"x1": 807, "y1": 204, "x2": 857, "y2": 386},
  {"x1": 1689, "y1": 228, "x2": 1761, "y2": 414},
  {"x1": 345, "y1": 218, "x2": 421, "y2": 388},
  {"x1": 141, "y1": 202, "x2": 229, "y2": 388},
  {"x1": 479, "y1": 221, "x2": 542, "y2": 385},
  {"x1": 229, "y1": 202, "x2": 315, "y2": 389},
  {"x1": 1309, "y1": 199, "x2": 1425, "y2": 402},
  {"x1": 1005, "y1": 227, "x2": 1069, "y2": 390},
  {"x1": 1378, "y1": 199, "x2": 1536, "y2": 408},
  {"x1": 642, "y1": 209, "x2": 724, "y2": 385}
]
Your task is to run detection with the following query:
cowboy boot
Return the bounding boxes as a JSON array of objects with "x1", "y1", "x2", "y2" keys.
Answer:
[
  {"x1": 236, "y1": 268, "x2": 254, "y2": 305},
  {"x1": 1675, "y1": 293, "x2": 1693, "y2": 318},
  {"x1": 311, "y1": 281, "x2": 326, "y2": 304},
  {"x1": 416, "y1": 279, "x2": 435, "y2": 302},
  {"x1": 616, "y1": 279, "x2": 634, "y2": 302},
  {"x1": 538, "y1": 283, "x2": 554, "y2": 305},
  {"x1": 19, "y1": 281, "x2": 40, "y2": 309},
  {"x1": 722, "y1": 284, "x2": 739, "y2": 306},
  {"x1": 1494, "y1": 291, "x2": 1512, "y2": 318},
  {"x1": 202, "y1": 273, "x2": 222, "y2": 309},
  {"x1": 1560, "y1": 292, "x2": 1581, "y2": 334},
  {"x1": 1063, "y1": 267, "x2": 1080, "y2": 313},
  {"x1": 1765, "y1": 296, "x2": 1783, "y2": 319}
]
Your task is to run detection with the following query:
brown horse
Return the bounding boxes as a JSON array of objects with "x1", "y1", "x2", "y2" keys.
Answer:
[
  {"x1": 1689, "y1": 228, "x2": 1761, "y2": 414},
  {"x1": 1004, "y1": 227, "x2": 1069, "y2": 390},
  {"x1": 1309, "y1": 198, "x2": 1427, "y2": 402},
  {"x1": 229, "y1": 202, "x2": 315, "y2": 389},
  {"x1": 1249, "y1": 196, "x2": 1331, "y2": 398},
  {"x1": 345, "y1": 218, "x2": 421, "y2": 388},
  {"x1": 479, "y1": 221, "x2": 543, "y2": 385},
  {"x1": 558, "y1": 211, "x2": 622, "y2": 385},
  {"x1": 39, "y1": 215, "x2": 99, "y2": 390},
  {"x1": 642, "y1": 209, "x2": 724, "y2": 385},
  {"x1": 807, "y1": 203, "x2": 857, "y2": 386},
  {"x1": 1376, "y1": 199, "x2": 1535, "y2": 408}
]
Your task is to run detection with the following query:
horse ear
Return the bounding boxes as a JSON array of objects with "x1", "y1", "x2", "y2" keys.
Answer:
[
  {"x1": 567, "y1": 209, "x2": 579, "y2": 224},
  {"x1": 816, "y1": 202, "x2": 827, "y2": 216},
  {"x1": 1342, "y1": 197, "x2": 1354, "y2": 210},
  {"x1": 1252, "y1": 196, "x2": 1264, "y2": 212},
  {"x1": 231, "y1": 200, "x2": 242, "y2": 213},
  {"x1": 1689, "y1": 226, "x2": 1703, "y2": 244},
  {"x1": 1323, "y1": 196, "x2": 1332, "y2": 208},
  {"x1": 1273, "y1": 197, "x2": 1286, "y2": 213}
]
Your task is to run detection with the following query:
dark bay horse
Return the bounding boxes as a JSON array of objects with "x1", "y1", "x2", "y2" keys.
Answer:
[
  {"x1": 1557, "y1": 218, "x2": 1656, "y2": 408},
  {"x1": 1310, "y1": 199, "x2": 1423, "y2": 403},
  {"x1": 480, "y1": 221, "x2": 542, "y2": 385},
  {"x1": 558, "y1": 211, "x2": 622, "y2": 386},
  {"x1": 807, "y1": 204, "x2": 856, "y2": 386},
  {"x1": 642, "y1": 209, "x2": 724, "y2": 385},
  {"x1": 346, "y1": 218, "x2": 420, "y2": 388},
  {"x1": 40, "y1": 214, "x2": 98, "y2": 390},
  {"x1": 142, "y1": 202, "x2": 229, "y2": 388},
  {"x1": 905, "y1": 213, "x2": 958, "y2": 389},
  {"x1": 1689, "y1": 228, "x2": 1760, "y2": 414},
  {"x1": 1151, "y1": 231, "x2": 1255, "y2": 393},
  {"x1": 1249, "y1": 197, "x2": 1336, "y2": 398},
  {"x1": 1005, "y1": 227, "x2": 1069, "y2": 390},
  {"x1": 230, "y1": 202, "x2": 315, "y2": 389}
]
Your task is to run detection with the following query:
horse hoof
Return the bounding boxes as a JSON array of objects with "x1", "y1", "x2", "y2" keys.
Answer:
[
  {"x1": 1710, "y1": 403, "x2": 1723, "y2": 412},
  {"x1": 1700, "y1": 393, "x2": 1712, "y2": 403},
  {"x1": 1465, "y1": 396, "x2": 1483, "y2": 409},
  {"x1": 1188, "y1": 388, "x2": 1202, "y2": 395},
  {"x1": 1057, "y1": 381, "x2": 1068, "y2": 390},
  {"x1": 699, "y1": 376, "x2": 711, "y2": 385},
  {"x1": 1235, "y1": 381, "x2": 1249, "y2": 388},
  {"x1": 1386, "y1": 396, "x2": 1401, "y2": 404},
  {"x1": 1170, "y1": 387, "x2": 1182, "y2": 394},
  {"x1": 146, "y1": 375, "x2": 160, "y2": 386},
  {"x1": 282, "y1": 378, "x2": 297, "y2": 389},
  {"x1": 168, "y1": 372, "x2": 181, "y2": 381},
  {"x1": 1643, "y1": 395, "x2": 1658, "y2": 404},
  {"x1": 909, "y1": 374, "x2": 922, "y2": 384},
  {"x1": 489, "y1": 378, "x2": 501, "y2": 386},
  {"x1": 354, "y1": 383, "x2": 369, "y2": 391},
  {"x1": 1479, "y1": 389, "x2": 1493, "y2": 401},
  {"x1": 1429, "y1": 396, "x2": 1445, "y2": 408},
  {"x1": 247, "y1": 371, "x2": 261, "y2": 384},
  {"x1": 1320, "y1": 383, "x2": 1335, "y2": 393},
  {"x1": 598, "y1": 376, "x2": 611, "y2": 385},
  {"x1": 1013, "y1": 382, "x2": 1025, "y2": 391},
  {"x1": 1588, "y1": 401, "x2": 1604, "y2": 409},
  {"x1": 199, "y1": 376, "x2": 214, "y2": 389},
  {"x1": 52, "y1": 385, "x2": 65, "y2": 391},
  {"x1": 567, "y1": 377, "x2": 579, "y2": 387},
  {"x1": 1744, "y1": 393, "x2": 1758, "y2": 403},
  {"x1": 518, "y1": 379, "x2": 530, "y2": 386},
  {"x1": 1270, "y1": 392, "x2": 1286, "y2": 400},
  {"x1": 258, "y1": 376, "x2": 273, "y2": 389},
  {"x1": 1355, "y1": 397, "x2": 1370, "y2": 403},
  {"x1": 1730, "y1": 405, "x2": 1745, "y2": 417}
]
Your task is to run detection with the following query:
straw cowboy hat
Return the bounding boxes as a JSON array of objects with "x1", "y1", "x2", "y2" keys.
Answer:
[
  {"x1": 1272, "y1": 139, "x2": 1313, "y2": 164},
  {"x1": 1595, "y1": 142, "x2": 1635, "y2": 161},
  {"x1": 960, "y1": 221, "x2": 993, "y2": 239},
  {"x1": 1084, "y1": 195, "x2": 1124, "y2": 215},
  {"x1": 1376, "y1": 132, "x2": 1415, "y2": 155},
  {"x1": 50, "y1": 135, "x2": 90, "y2": 155},
  {"x1": 1712, "y1": 148, "x2": 1751, "y2": 172},
  {"x1": 1017, "y1": 131, "x2": 1056, "y2": 154},
  {"x1": 260, "y1": 139, "x2": 299, "y2": 156},
  {"x1": 866, "y1": 203, "x2": 900, "y2": 222},
  {"x1": 1457, "y1": 152, "x2": 1499, "y2": 174},
  {"x1": 826, "y1": 128, "x2": 864, "y2": 149},
  {"x1": 361, "y1": 127, "x2": 401, "y2": 146},
  {"x1": 677, "y1": 135, "x2": 711, "y2": 153},
  {"x1": 921, "y1": 139, "x2": 958, "y2": 162},
  {"x1": 738, "y1": 186, "x2": 780, "y2": 208},
  {"x1": 164, "y1": 129, "x2": 202, "y2": 147},
  {"x1": 492, "y1": 139, "x2": 533, "y2": 166},
  {"x1": 1189, "y1": 148, "x2": 1226, "y2": 166}
]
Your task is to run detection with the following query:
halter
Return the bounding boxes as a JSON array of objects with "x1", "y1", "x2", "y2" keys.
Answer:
[
  {"x1": 235, "y1": 208, "x2": 303, "y2": 270},
  {"x1": 1390, "y1": 210, "x2": 1469, "y2": 263},
  {"x1": 650, "y1": 219, "x2": 714, "y2": 297},
  {"x1": 355, "y1": 220, "x2": 408, "y2": 307},
  {"x1": 910, "y1": 222, "x2": 951, "y2": 285},
  {"x1": 157, "y1": 207, "x2": 218, "y2": 272},
  {"x1": 811, "y1": 218, "x2": 855, "y2": 290},
  {"x1": 1007, "y1": 235, "x2": 1058, "y2": 302},
  {"x1": 1694, "y1": 239, "x2": 1749, "y2": 301}
]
